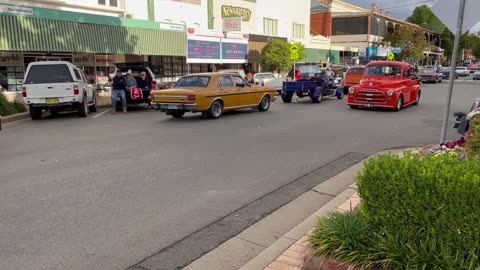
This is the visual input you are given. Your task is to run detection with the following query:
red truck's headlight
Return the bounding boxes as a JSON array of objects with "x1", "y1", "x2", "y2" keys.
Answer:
[
  {"x1": 348, "y1": 87, "x2": 355, "y2": 94},
  {"x1": 387, "y1": 90, "x2": 394, "y2": 96}
]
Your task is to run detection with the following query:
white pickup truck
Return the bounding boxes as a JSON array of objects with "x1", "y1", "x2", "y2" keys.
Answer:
[
  {"x1": 253, "y1": 73, "x2": 284, "y2": 94},
  {"x1": 23, "y1": 61, "x2": 97, "y2": 120}
]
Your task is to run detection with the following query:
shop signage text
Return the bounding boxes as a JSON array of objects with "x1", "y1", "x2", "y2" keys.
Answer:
[
  {"x1": 223, "y1": 17, "x2": 242, "y2": 32},
  {"x1": 0, "y1": 5, "x2": 33, "y2": 16},
  {"x1": 73, "y1": 53, "x2": 94, "y2": 66},
  {"x1": 222, "y1": 42, "x2": 248, "y2": 62},
  {"x1": 160, "y1": 23, "x2": 185, "y2": 32},
  {"x1": 0, "y1": 52, "x2": 24, "y2": 67},
  {"x1": 221, "y1": 5, "x2": 251, "y2": 22}
]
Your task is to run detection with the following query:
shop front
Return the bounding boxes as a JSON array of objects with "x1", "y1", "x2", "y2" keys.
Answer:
[
  {"x1": 186, "y1": 29, "x2": 249, "y2": 74},
  {"x1": 0, "y1": 3, "x2": 187, "y2": 94}
]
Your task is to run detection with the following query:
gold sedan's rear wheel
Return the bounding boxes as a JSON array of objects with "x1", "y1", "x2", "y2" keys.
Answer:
[
  {"x1": 258, "y1": 95, "x2": 270, "y2": 112},
  {"x1": 207, "y1": 100, "x2": 223, "y2": 119}
]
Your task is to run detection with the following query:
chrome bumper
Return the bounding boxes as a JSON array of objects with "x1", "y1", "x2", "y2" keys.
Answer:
[{"x1": 153, "y1": 103, "x2": 197, "y2": 112}]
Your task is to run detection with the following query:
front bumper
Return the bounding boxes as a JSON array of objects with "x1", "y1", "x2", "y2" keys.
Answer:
[{"x1": 153, "y1": 102, "x2": 197, "y2": 112}]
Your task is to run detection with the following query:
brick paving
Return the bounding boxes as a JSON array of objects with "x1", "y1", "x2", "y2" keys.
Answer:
[{"x1": 263, "y1": 193, "x2": 361, "y2": 270}]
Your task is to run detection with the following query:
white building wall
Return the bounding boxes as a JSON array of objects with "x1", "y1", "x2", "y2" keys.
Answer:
[
  {"x1": 212, "y1": 0, "x2": 257, "y2": 34},
  {"x1": 0, "y1": 0, "x2": 131, "y2": 17},
  {"x1": 257, "y1": 0, "x2": 310, "y2": 43},
  {"x1": 155, "y1": 0, "x2": 207, "y2": 29},
  {"x1": 125, "y1": 0, "x2": 148, "y2": 20}
]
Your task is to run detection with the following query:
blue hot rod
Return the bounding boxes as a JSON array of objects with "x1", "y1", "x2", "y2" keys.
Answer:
[{"x1": 281, "y1": 76, "x2": 344, "y2": 103}]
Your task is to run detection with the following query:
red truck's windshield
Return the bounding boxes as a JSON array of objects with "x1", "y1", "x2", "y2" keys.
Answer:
[{"x1": 365, "y1": 65, "x2": 402, "y2": 78}]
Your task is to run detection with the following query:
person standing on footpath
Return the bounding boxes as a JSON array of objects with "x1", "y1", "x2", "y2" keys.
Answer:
[{"x1": 111, "y1": 70, "x2": 127, "y2": 114}]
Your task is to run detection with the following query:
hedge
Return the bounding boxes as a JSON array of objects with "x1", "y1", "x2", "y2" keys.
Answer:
[
  {"x1": 0, "y1": 93, "x2": 26, "y2": 116},
  {"x1": 357, "y1": 153, "x2": 480, "y2": 256}
]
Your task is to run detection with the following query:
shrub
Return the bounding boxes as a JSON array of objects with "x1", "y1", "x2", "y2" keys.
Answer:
[
  {"x1": 357, "y1": 153, "x2": 480, "y2": 258},
  {"x1": 310, "y1": 211, "x2": 480, "y2": 270},
  {"x1": 0, "y1": 93, "x2": 26, "y2": 116},
  {"x1": 467, "y1": 117, "x2": 480, "y2": 158}
]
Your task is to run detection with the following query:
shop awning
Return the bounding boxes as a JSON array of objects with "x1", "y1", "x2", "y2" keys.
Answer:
[{"x1": 0, "y1": 14, "x2": 186, "y2": 56}]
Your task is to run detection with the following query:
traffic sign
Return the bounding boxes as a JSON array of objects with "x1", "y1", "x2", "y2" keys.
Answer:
[
  {"x1": 387, "y1": 52, "x2": 395, "y2": 60},
  {"x1": 289, "y1": 44, "x2": 300, "y2": 54},
  {"x1": 290, "y1": 52, "x2": 299, "y2": 61}
]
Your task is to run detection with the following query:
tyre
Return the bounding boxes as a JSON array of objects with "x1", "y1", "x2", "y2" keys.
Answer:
[
  {"x1": 343, "y1": 87, "x2": 349, "y2": 95},
  {"x1": 258, "y1": 95, "x2": 271, "y2": 112},
  {"x1": 311, "y1": 91, "x2": 323, "y2": 103},
  {"x1": 89, "y1": 96, "x2": 97, "y2": 112},
  {"x1": 414, "y1": 91, "x2": 421, "y2": 105},
  {"x1": 349, "y1": 105, "x2": 359, "y2": 110},
  {"x1": 49, "y1": 108, "x2": 59, "y2": 116},
  {"x1": 336, "y1": 90, "x2": 344, "y2": 100},
  {"x1": 395, "y1": 95, "x2": 403, "y2": 111},
  {"x1": 282, "y1": 93, "x2": 293, "y2": 103},
  {"x1": 170, "y1": 111, "x2": 185, "y2": 118},
  {"x1": 207, "y1": 100, "x2": 223, "y2": 119},
  {"x1": 79, "y1": 94, "x2": 88, "y2": 117},
  {"x1": 29, "y1": 105, "x2": 42, "y2": 120}
]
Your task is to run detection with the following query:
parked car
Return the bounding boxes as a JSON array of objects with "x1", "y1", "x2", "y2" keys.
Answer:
[
  {"x1": 347, "y1": 61, "x2": 421, "y2": 111},
  {"x1": 440, "y1": 67, "x2": 458, "y2": 79},
  {"x1": 473, "y1": 69, "x2": 480, "y2": 80},
  {"x1": 151, "y1": 73, "x2": 276, "y2": 119},
  {"x1": 455, "y1": 66, "x2": 470, "y2": 77},
  {"x1": 418, "y1": 67, "x2": 442, "y2": 83},
  {"x1": 253, "y1": 72, "x2": 283, "y2": 93},
  {"x1": 218, "y1": 69, "x2": 247, "y2": 79},
  {"x1": 112, "y1": 62, "x2": 159, "y2": 107},
  {"x1": 467, "y1": 64, "x2": 478, "y2": 74},
  {"x1": 22, "y1": 61, "x2": 97, "y2": 120},
  {"x1": 341, "y1": 66, "x2": 365, "y2": 94}
]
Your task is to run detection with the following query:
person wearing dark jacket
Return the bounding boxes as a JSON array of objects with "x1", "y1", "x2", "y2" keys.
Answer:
[
  {"x1": 111, "y1": 70, "x2": 127, "y2": 114},
  {"x1": 136, "y1": 71, "x2": 152, "y2": 89}
]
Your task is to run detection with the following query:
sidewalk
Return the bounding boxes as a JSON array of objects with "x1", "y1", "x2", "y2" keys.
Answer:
[{"x1": 184, "y1": 149, "x2": 411, "y2": 270}]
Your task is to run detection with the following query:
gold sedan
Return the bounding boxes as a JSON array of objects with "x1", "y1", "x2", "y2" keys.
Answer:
[{"x1": 151, "y1": 73, "x2": 276, "y2": 119}]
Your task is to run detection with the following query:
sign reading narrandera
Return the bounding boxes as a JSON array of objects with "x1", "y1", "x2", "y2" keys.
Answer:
[{"x1": 221, "y1": 5, "x2": 251, "y2": 22}]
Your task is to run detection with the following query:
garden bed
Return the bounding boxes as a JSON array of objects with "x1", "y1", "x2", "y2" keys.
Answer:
[{"x1": 308, "y1": 149, "x2": 480, "y2": 270}]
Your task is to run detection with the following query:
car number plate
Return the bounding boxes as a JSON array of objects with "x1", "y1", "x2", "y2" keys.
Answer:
[
  {"x1": 167, "y1": 104, "x2": 180, "y2": 110},
  {"x1": 46, "y1": 98, "x2": 59, "y2": 104}
]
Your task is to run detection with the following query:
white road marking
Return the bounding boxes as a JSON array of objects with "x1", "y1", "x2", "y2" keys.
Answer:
[{"x1": 92, "y1": 108, "x2": 112, "y2": 119}]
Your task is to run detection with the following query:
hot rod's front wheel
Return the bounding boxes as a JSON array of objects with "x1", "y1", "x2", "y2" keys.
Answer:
[{"x1": 395, "y1": 96, "x2": 403, "y2": 111}]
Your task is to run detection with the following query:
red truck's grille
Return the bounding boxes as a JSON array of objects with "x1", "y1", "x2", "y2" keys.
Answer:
[{"x1": 355, "y1": 91, "x2": 386, "y2": 103}]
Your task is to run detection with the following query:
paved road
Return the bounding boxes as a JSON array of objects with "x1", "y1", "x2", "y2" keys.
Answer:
[{"x1": 0, "y1": 82, "x2": 477, "y2": 270}]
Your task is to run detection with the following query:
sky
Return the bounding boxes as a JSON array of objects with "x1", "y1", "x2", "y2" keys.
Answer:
[
  {"x1": 342, "y1": 0, "x2": 480, "y2": 32},
  {"x1": 342, "y1": 0, "x2": 438, "y2": 20}
]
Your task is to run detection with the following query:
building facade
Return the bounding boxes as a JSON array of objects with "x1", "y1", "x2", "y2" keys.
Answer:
[{"x1": 311, "y1": 0, "x2": 442, "y2": 65}]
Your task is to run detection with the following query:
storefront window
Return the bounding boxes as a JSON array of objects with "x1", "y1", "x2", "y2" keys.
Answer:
[{"x1": 0, "y1": 52, "x2": 25, "y2": 92}]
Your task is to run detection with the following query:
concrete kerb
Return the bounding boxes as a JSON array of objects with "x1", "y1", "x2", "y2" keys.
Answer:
[{"x1": 236, "y1": 148, "x2": 413, "y2": 270}]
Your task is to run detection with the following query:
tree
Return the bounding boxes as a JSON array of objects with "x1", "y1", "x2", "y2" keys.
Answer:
[
  {"x1": 406, "y1": 5, "x2": 445, "y2": 34},
  {"x1": 260, "y1": 40, "x2": 305, "y2": 74},
  {"x1": 383, "y1": 26, "x2": 432, "y2": 61}
]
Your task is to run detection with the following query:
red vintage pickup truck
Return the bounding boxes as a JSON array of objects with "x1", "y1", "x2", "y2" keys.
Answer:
[{"x1": 347, "y1": 61, "x2": 421, "y2": 111}]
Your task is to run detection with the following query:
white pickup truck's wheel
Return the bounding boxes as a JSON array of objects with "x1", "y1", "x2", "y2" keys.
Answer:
[{"x1": 79, "y1": 95, "x2": 88, "y2": 117}]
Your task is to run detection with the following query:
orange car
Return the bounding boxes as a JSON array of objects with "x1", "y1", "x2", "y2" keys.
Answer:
[{"x1": 341, "y1": 66, "x2": 365, "y2": 94}]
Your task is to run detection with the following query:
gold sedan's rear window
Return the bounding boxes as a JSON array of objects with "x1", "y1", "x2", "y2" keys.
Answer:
[{"x1": 175, "y1": 76, "x2": 211, "y2": 88}]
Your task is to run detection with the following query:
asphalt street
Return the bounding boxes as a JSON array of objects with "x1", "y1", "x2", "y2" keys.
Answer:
[{"x1": 1, "y1": 81, "x2": 478, "y2": 270}]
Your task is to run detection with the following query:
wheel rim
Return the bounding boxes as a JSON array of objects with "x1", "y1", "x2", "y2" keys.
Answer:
[
  {"x1": 397, "y1": 97, "x2": 402, "y2": 110},
  {"x1": 416, "y1": 93, "x2": 420, "y2": 103},
  {"x1": 84, "y1": 97, "x2": 88, "y2": 112},
  {"x1": 261, "y1": 97, "x2": 269, "y2": 109},
  {"x1": 212, "y1": 102, "x2": 221, "y2": 117}
]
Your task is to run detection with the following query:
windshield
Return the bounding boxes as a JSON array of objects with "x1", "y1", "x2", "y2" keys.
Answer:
[
  {"x1": 25, "y1": 64, "x2": 73, "y2": 84},
  {"x1": 299, "y1": 65, "x2": 321, "y2": 75},
  {"x1": 348, "y1": 68, "x2": 364, "y2": 74},
  {"x1": 365, "y1": 65, "x2": 402, "y2": 77},
  {"x1": 419, "y1": 69, "x2": 435, "y2": 74},
  {"x1": 175, "y1": 76, "x2": 211, "y2": 88}
]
